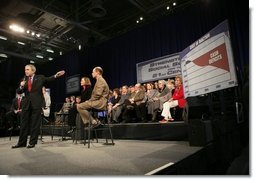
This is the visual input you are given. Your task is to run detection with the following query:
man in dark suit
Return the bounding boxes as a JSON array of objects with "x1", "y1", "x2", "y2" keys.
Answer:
[
  {"x1": 12, "y1": 64, "x2": 65, "y2": 149},
  {"x1": 6, "y1": 93, "x2": 24, "y2": 130}
]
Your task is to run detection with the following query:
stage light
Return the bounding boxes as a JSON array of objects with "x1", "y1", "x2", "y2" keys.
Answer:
[
  {"x1": 36, "y1": 55, "x2": 43, "y2": 59},
  {"x1": 59, "y1": 51, "x2": 62, "y2": 55},
  {"x1": 26, "y1": 30, "x2": 30, "y2": 34},
  {"x1": 46, "y1": 49, "x2": 54, "y2": 53},
  {"x1": 9, "y1": 24, "x2": 25, "y2": 33},
  {"x1": 166, "y1": 6, "x2": 170, "y2": 10},
  {"x1": 30, "y1": 60, "x2": 35, "y2": 64},
  {"x1": 173, "y1": 2, "x2": 176, "y2": 6},
  {"x1": 136, "y1": 20, "x2": 139, "y2": 23},
  {"x1": 31, "y1": 32, "x2": 35, "y2": 36},
  {"x1": 78, "y1": 44, "x2": 82, "y2": 50},
  {"x1": 0, "y1": 53, "x2": 8, "y2": 58},
  {"x1": 140, "y1": 17, "x2": 143, "y2": 21},
  {"x1": 17, "y1": 41, "x2": 25, "y2": 45},
  {"x1": 36, "y1": 33, "x2": 41, "y2": 37},
  {"x1": 48, "y1": 57, "x2": 53, "y2": 61},
  {"x1": 0, "y1": 35, "x2": 7, "y2": 40}
]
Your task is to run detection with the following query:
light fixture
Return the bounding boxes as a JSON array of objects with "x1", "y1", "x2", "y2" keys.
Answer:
[
  {"x1": 48, "y1": 57, "x2": 53, "y2": 61},
  {"x1": 59, "y1": 51, "x2": 62, "y2": 55},
  {"x1": 78, "y1": 44, "x2": 82, "y2": 50},
  {"x1": 136, "y1": 20, "x2": 139, "y2": 23},
  {"x1": 17, "y1": 41, "x2": 25, "y2": 45},
  {"x1": 0, "y1": 53, "x2": 8, "y2": 58},
  {"x1": 0, "y1": 35, "x2": 7, "y2": 40},
  {"x1": 140, "y1": 17, "x2": 143, "y2": 21},
  {"x1": 173, "y1": 2, "x2": 176, "y2": 6},
  {"x1": 36, "y1": 55, "x2": 43, "y2": 59},
  {"x1": 30, "y1": 60, "x2": 35, "y2": 64},
  {"x1": 31, "y1": 32, "x2": 35, "y2": 36},
  {"x1": 46, "y1": 49, "x2": 54, "y2": 53},
  {"x1": 166, "y1": 6, "x2": 170, "y2": 10},
  {"x1": 9, "y1": 24, "x2": 25, "y2": 33},
  {"x1": 36, "y1": 33, "x2": 41, "y2": 37},
  {"x1": 26, "y1": 30, "x2": 30, "y2": 34}
]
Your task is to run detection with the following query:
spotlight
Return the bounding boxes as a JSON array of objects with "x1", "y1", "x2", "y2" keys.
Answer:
[
  {"x1": 78, "y1": 44, "x2": 82, "y2": 50},
  {"x1": 30, "y1": 60, "x2": 35, "y2": 64},
  {"x1": 136, "y1": 20, "x2": 139, "y2": 23},
  {"x1": 140, "y1": 17, "x2": 143, "y2": 21},
  {"x1": 36, "y1": 33, "x2": 41, "y2": 37},
  {"x1": 166, "y1": 6, "x2": 170, "y2": 10},
  {"x1": 59, "y1": 51, "x2": 62, "y2": 55},
  {"x1": 9, "y1": 24, "x2": 25, "y2": 33},
  {"x1": 48, "y1": 57, "x2": 53, "y2": 61},
  {"x1": 26, "y1": 30, "x2": 30, "y2": 34},
  {"x1": 31, "y1": 32, "x2": 35, "y2": 36},
  {"x1": 173, "y1": 2, "x2": 176, "y2": 6}
]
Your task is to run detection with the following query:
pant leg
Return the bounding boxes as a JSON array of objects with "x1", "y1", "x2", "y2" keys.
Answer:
[
  {"x1": 17, "y1": 109, "x2": 30, "y2": 146},
  {"x1": 161, "y1": 101, "x2": 170, "y2": 119},
  {"x1": 112, "y1": 106, "x2": 123, "y2": 122},
  {"x1": 29, "y1": 109, "x2": 42, "y2": 145},
  {"x1": 77, "y1": 102, "x2": 94, "y2": 124},
  {"x1": 162, "y1": 100, "x2": 179, "y2": 119}
]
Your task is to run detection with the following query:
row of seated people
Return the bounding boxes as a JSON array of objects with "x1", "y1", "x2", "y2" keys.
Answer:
[
  {"x1": 108, "y1": 75, "x2": 186, "y2": 123},
  {"x1": 51, "y1": 75, "x2": 186, "y2": 135}
]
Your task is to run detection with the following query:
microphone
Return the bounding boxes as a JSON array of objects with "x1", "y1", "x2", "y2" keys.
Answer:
[{"x1": 20, "y1": 76, "x2": 26, "y2": 88}]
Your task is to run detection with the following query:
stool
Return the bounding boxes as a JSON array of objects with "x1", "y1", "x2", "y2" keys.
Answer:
[{"x1": 84, "y1": 109, "x2": 114, "y2": 148}]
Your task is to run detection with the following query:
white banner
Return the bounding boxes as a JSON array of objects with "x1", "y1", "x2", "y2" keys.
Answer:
[
  {"x1": 136, "y1": 53, "x2": 181, "y2": 83},
  {"x1": 180, "y1": 20, "x2": 238, "y2": 98}
]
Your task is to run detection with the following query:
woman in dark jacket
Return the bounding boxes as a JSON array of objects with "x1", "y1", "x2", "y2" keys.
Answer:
[{"x1": 67, "y1": 76, "x2": 92, "y2": 133}]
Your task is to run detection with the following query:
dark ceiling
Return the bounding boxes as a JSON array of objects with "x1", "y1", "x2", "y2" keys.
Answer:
[{"x1": 0, "y1": 0, "x2": 198, "y2": 63}]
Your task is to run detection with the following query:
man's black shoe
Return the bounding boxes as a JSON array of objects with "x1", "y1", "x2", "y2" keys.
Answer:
[
  {"x1": 67, "y1": 127, "x2": 76, "y2": 134},
  {"x1": 12, "y1": 144, "x2": 26, "y2": 149},
  {"x1": 27, "y1": 144, "x2": 35, "y2": 148},
  {"x1": 92, "y1": 122, "x2": 102, "y2": 129}
]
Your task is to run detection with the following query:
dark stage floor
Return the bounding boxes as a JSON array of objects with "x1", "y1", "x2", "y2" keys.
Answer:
[{"x1": 0, "y1": 136, "x2": 201, "y2": 175}]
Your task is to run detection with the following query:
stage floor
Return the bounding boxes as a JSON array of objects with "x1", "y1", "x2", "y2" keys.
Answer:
[{"x1": 0, "y1": 136, "x2": 201, "y2": 175}]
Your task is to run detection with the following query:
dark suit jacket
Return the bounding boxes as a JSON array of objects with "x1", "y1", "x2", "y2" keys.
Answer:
[
  {"x1": 80, "y1": 85, "x2": 92, "y2": 103},
  {"x1": 10, "y1": 97, "x2": 24, "y2": 111},
  {"x1": 16, "y1": 75, "x2": 55, "y2": 110}
]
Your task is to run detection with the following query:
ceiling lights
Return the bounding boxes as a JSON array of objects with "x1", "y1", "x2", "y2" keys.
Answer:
[
  {"x1": 36, "y1": 55, "x2": 43, "y2": 59},
  {"x1": 136, "y1": 16, "x2": 144, "y2": 24},
  {"x1": 0, "y1": 53, "x2": 8, "y2": 58},
  {"x1": 0, "y1": 35, "x2": 7, "y2": 40},
  {"x1": 9, "y1": 24, "x2": 25, "y2": 33}
]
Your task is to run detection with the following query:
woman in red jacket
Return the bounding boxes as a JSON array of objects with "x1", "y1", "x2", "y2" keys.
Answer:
[{"x1": 160, "y1": 75, "x2": 186, "y2": 123}]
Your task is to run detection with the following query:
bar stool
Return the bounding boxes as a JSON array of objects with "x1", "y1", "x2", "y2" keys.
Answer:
[{"x1": 84, "y1": 109, "x2": 114, "y2": 148}]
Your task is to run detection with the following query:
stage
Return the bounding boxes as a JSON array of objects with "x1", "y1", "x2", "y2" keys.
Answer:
[{"x1": 0, "y1": 136, "x2": 202, "y2": 175}]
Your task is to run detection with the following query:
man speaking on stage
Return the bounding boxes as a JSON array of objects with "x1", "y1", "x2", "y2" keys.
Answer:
[{"x1": 12, "y1": 64, "x2": 65, "y2": 149}]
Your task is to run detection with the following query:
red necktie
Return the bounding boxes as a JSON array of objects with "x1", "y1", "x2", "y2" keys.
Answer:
[
  {"x1": 17, "y1": 98, "x2": 21, "y2": 110},
  {"x1": 28, "y1": 77, "x2": 32, "y2": 92}
]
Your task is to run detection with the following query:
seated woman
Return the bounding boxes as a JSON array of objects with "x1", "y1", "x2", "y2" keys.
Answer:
[{"x1": 159, "y1": 75, "x2": 186, "y2": 123}]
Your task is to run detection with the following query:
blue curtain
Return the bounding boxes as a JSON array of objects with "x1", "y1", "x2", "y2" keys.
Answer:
[{"x1": 0, "y1": 0, "x2": 248, "y2": 104}]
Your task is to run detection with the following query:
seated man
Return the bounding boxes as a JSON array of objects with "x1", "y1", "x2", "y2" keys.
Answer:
[
  {"x1": 6, "y1": 93, "x2": 24, "y2": 130},
  {"x1": 121, "y1": 83, "x2": 145, "y2": 123},
  {"x1": 111, "y1": 85, "x2": 130, "y2": 123},
  {"x1": 77, "y1": 67, "x2": 109, "y2": 128},
  {"x1": 55, "y1": 97, "x2": 72, "y2": 124}
]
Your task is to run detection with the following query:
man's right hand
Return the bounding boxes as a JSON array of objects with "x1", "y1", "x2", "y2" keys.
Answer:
[{"x1": 20, "y1": 80, "x2": 26, "y2": 87}]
